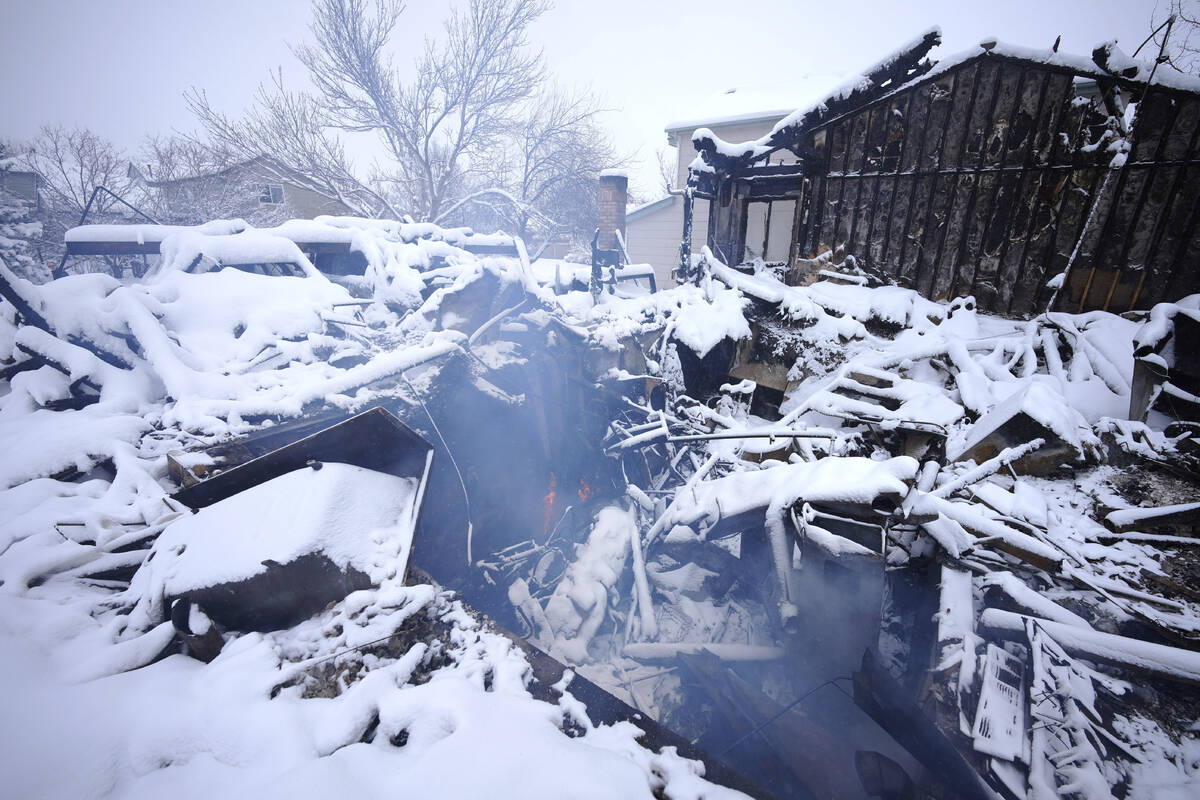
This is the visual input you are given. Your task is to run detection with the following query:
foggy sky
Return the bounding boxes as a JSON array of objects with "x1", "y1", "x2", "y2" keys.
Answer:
[{"x1": 0, "y1": 0, "x2": 1165, "y2": 200}]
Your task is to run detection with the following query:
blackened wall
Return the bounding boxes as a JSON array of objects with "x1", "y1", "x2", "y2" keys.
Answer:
[{"x1": 711, "y1": 53, "x2": 1200, "y2": 316}]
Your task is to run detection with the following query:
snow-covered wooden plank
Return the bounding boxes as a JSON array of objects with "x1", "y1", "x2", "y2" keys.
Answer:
[
  {"x1": 909, "y1": 491, "x2": 1062, "y2": 571},
  {"x1": 932, "y1": 437, "x2": 1045, "y2": 498},
  {"x1": 981, "y1": 608, "x2": 1200, "y2": 685},
  {"x1": 936, "y1": 565, "x2": 975, "y2": 667},
  {"x1": 980, "y1": 571, "x2": 1094, "y2": 628},
  {"x1": 1092, "y1": 531, "x2": 1200, "y2": 546},
  {"x1": 1104, "y1": 500, "x2": 1200, "y2": 532}
]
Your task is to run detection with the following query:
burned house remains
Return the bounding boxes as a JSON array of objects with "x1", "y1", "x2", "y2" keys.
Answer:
[
  {"x1": 687, "y1": 29, "x2": 1200, "y2": 316},
  {"x1": 4, "y1": 26, "x2": 1200, "y2": 800}
]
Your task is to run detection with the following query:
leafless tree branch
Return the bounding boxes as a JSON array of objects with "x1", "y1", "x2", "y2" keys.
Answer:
[
  {"x1": 186, "y1": 71, "x2": 399, "y2": 218},
  {"x1": 1151, "y1": 0, "x2": 1200, "y2": 75},
  {"x1": 19, "y1": 125, "x2": 131, "y2": 216},
  {"x1": 298, "y1": 0, "x2": 551, "y2": 220}
]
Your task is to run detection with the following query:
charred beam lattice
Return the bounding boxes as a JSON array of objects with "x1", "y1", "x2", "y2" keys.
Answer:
[{"x1": 693, "y1": 34, "x2": 1200, "y2": 315}]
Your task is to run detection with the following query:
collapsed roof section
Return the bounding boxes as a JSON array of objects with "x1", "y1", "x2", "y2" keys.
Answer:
[
  {"x1": 685, "y1": 29, "x2": 1200, "y2": 317},
  {"x1": 691, "y1": 28, "x2": 945, "y2": 176}
]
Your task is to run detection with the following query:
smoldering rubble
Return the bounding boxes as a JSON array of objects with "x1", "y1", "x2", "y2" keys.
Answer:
[{"x1": 1, "y1": 215, "x2": 1199, "y2": 799}]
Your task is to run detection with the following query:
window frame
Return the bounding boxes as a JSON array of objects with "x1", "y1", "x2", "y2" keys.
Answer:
[{"x1": 259, "y1": 184, "x2": 285, "y2": 205}]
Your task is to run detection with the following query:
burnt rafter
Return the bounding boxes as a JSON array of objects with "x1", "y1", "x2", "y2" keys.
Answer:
[
  {"x1": 1091, "y1": 41, "x2": 1145, "y2": 80},
  {"x1": 691, "y1": 27, "x2": 943, "y2": 177},
  {"x1": 689, "y1": 26, "x2": 1200, "y2": 314},
  {"x1": 766, "y1": 27, "x2": 942, "y2": 157}
]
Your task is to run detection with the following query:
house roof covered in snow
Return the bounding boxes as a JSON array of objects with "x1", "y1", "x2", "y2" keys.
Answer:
[
  {"x1": 626, "y1": 195, "x2": 674, "y2": 221},
  {"x1": 695, "y1": 33, "x2": 1200, "y2": 175},
  {"x1": 664, "y1": 78, "x2": 843, "y2": 136}
]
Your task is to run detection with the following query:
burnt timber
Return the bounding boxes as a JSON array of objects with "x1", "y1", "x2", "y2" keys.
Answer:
[{"x1": 690, "y1": 30, "x2": 1200, "y2": 316}]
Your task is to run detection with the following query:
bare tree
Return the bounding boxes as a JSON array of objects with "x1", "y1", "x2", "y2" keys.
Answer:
[
  {"x1": 11, "y1": 127, "x2": 142, "y2": 272},
  {"x1": 19, "y1": 125, "x2": 131, "y2": 217},
  {"x1": 185, "y1": 72, "x2": 398, "y2": 217},
  {"x1": 137, "y1": 134, "x2": 233, "y2": 184},
  {"x1": 443, "y1": 86, "x2": 622, "y2": 241},
  {"x1": 1150, "y1": 1, "x2": 1200, "y2": 74},
  {"x1": 655, "y1": 145, "x2": 678, "y2": 197},
  {"x1": 513, "y1": 88, "x2": 621, "y2": 239},
  {"x1": 188, "y1": 0, "x2": 615, "y2": 240},
  {"x1": 296, "y1": 0, "x2": 549, "y2": 221}
]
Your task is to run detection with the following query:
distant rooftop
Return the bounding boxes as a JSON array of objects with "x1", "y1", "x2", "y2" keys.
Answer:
[{"x1": 664, "y1": 77, "x2": 842, "y2": 134}]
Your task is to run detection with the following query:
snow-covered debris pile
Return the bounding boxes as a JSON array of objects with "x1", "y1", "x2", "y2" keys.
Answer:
[
  {"x1": 574, "y1": 255, "x2": 1200, "y2": 798},
  {"x1": 3, "y1": 217, "x2": 1200, "y2": 798},
  {"x1": 0, "y1": 216, "x2": 750, "y2": 799},
  {"x1": 129, "y1": 462, "x2": 419, "y2": 632}
]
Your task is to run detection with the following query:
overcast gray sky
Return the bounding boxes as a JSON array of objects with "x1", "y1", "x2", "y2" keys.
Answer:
[{"x1": 0, "y1": 0, "x2": 1166, "y2": 199}]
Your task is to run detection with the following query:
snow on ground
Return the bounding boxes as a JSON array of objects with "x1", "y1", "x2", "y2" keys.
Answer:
[
  {"x1": 0, "y1": 581, "x2": 738, "y2": 799},
  {"x1": 3, "y1": 217, "x2": 1200, "y2": 798},
  {"x1": 0, "y1": 218, "x2": 751, "y2": 799}
]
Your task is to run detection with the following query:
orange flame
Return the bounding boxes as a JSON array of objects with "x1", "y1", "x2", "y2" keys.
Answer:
[
  {"x1": 577, "y1": 479, "x2": 591, "y2": 502},
  {"x1": 543, "y1": 472, "x2": 557, "y2": 535}
]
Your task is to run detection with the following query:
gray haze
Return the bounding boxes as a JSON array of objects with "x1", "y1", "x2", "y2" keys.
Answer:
[{"x1": 0, "y1": 0, "x2": 1164, "y2": 199}]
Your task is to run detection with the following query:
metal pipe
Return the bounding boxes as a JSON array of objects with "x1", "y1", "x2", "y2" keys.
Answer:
[
  {"x1": 54, "y1": 185, "x2": 160, "y2": 279},
  {"x1": 668, "y1": 429, "x2": 836, "y2": 443}
]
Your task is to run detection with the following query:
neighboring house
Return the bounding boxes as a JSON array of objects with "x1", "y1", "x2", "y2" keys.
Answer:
[
  {"x1": 134, "y1": 156, "x2": 353, "y2": 226},
  {"x1": 625, "y1": 82, "x2": 835, "y2": 288},
  {"x1": 0, "y1": 170, "x2": 41, "y2": 209},
  {"x1": 0, "y1": 168, "x2": 47, "y2": 282}
]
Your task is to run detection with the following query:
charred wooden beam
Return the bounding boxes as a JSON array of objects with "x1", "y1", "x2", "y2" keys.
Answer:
[
  {"x1": 1, "y1": 257, "x2": 134, "y2": 370},
  {"x1": 852, "y1": 649, "x2": 994, "y2": 800},
  {"x1": 678, "y1": 187, "x2": 696, "y2": 283},
  {"x1": 983, "y1": 609, "x2": 1200, "y2": 686},
  {"x1": 1092, "y1": 42, "x2": 1141, "y2": 80},
  {"x1": 0, "y1": 257, "x2": 53, "y2": 332},
  {"x1": 692, "y1": 28, "x2": 941, "y2": 179},
  {"x1": 766, "y1": 28, "x2": 943, "y2": 161}
]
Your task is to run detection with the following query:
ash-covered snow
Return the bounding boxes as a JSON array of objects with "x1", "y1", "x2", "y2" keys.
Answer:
[{"x1": 0, "y1": 580, "x2": 742, "y2": 799}]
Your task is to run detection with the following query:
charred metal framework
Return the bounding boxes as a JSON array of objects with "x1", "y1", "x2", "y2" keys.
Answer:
[{"x1": 689, "y1": 31, "x2": 1200, "y2": 316}]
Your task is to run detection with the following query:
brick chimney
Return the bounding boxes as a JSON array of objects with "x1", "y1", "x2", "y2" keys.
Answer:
[{"x1": 597, "y1": 169, "x2": 628, "y2": 251}]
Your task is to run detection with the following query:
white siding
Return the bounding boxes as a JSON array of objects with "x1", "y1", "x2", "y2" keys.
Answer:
[
  {"x1": 626, "y1": 198, "x2": 680, "y2": 289},
  {"x1": 766, "y1": 200, "x2": 797, "y2": 262},
  {"x1": 624, "y1": 114, "x2": 803, "y2": 287},
  {"x1": 626, "y1": 197, "x2": 714, "y2": 289}
]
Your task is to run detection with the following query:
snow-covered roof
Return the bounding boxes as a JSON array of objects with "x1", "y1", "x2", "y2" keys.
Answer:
[
  {"x1": 141, "y1": 155, "x2": 295, "y2": 187},
  {"x1": 664, "y1": 78, "x2": 843, "y2": 134},
  {"x1": 695, "y1": 34, "x2": 1200, "y2": 174},
  {"x1": 767, "y1": 38, "x2": 1200, "y2": 144},
  {"x1": 626, "y1": 195, "x2": 674, "y2": 221}
]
